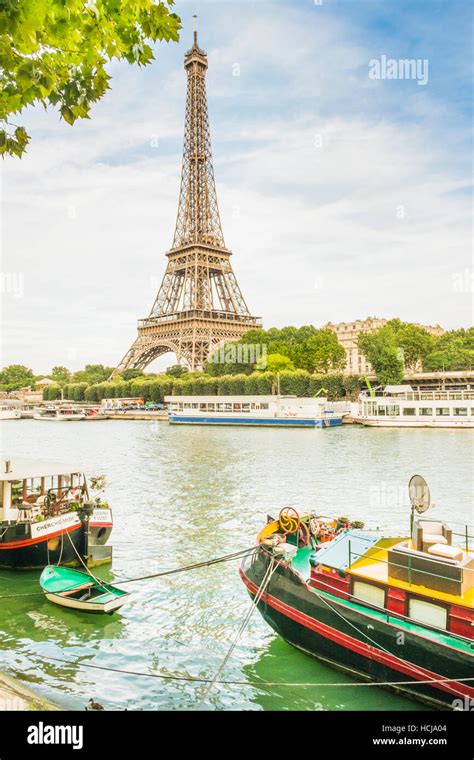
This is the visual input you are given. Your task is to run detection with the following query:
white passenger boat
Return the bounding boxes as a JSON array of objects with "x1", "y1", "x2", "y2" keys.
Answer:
[
  {"x1": 33, "y1": 405, "x2": 86, "y2": 421},
  {"x1": 353, "y1": 385, "x2": 474, "y2": 428},
  {"x1": 0, "y1": 407, "x2": 21, "y2": 420},
  {"x1": 165, "y1": 395, "x2": 344, "y2": 428}
]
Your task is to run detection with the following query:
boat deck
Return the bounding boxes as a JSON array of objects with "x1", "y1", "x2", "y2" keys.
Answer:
[{"x1": 349, "y1": 543, "x2": 474, "y2": 609}]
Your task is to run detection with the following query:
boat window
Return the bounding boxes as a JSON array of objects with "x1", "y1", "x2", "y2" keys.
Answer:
[
  {"x1": 377, "y1": 405, "x2": 386, "y2": 416},
  {"x1": 208, "y1": 403, "x2": 215, "y2": 411},
  {"x1": 386, "y1": 405, "x2": 399, "y2": 416},
  {"x1": 435, "y1": 408, "x2": 450, "y2": 416},
  {"x1": 242, "y1": 403, "x2": 250, "y2": 412},
  {"x1": 260, "y1": 403, "x2": 269, "y2": 410},
  {"x1": 199, "y1": 404, "x2": 207, "y2": 411},
  {"x1": 25, "y1": 477, "x2": 43, "y2": 501},
  {"x1": 419, "y1": 407, "x2": 433, "y2": 416},
  {"x1": 224, "y1": 404, "x2": 232, "y2": 411},
  {"x1": 408, "y1": 598, "x2": 447, "y2": 630},
  {"x1": 352, "y1": 581, "x2": 385, "y2": 608},
  {"x1": 453, "y1": 408, "x2": 467, "y2": 416},
  {"x1": 191, "y1": 403, "x2": 198, "y2": 409},
  {"x1": 402, "y1": 408, "x2": 416, "y2": 416}
]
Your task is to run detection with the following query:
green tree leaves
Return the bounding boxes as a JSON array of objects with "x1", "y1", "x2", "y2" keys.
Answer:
[
  {"x1": 424, "y1": 328, "x2": 474, "y2": 371},
  {"x1": 0, "y1": 363, "x2": 35, "y2": 390},
  {"x1": 0, "y1": 0, "x2": 181, "y2": 157},
  {"x1": 204, "y1": 326, "x2": 346, "y2": 376},
  {"x1": 357, "y1": 321, "x2": 473, "y2": 384},
  {"x1": 358, "y1": 328, "x2": 405, "y2": 385},
  {"x1": 50, "y1": 365, "x2": 71, "y2": 384}
]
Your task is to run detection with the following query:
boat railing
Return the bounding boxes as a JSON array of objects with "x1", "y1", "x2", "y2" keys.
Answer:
[
  {"x1": 361, "y1": 390, "x2": 474, "y2": 402},
  {"x1": 347, "y1": 537, "x2": 474, "y2": 585}
]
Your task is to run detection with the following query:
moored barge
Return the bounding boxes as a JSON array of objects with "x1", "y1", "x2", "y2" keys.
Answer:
[
  {"x1": 240, "y1": 491, "x2": 474, "y2": 709},
  {"x1": 0, "y1": 458, "x2": 113, "y2": 569}
]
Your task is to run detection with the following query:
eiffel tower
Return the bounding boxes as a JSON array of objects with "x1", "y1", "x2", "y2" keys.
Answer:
[{"x1": 112, "y1": 23, "x2": 260, "y2": 376}]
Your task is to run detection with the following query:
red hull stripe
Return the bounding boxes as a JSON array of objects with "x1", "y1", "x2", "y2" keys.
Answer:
[
  {"x1": 0, "y1": 524, "x2": 81, "y2": 550},
  {"x1": 240, "y1": 568, "x2": 474, "y2": 700},
  {"x1": 89, "y1": 522, "x2": 113, "y2": 528}
]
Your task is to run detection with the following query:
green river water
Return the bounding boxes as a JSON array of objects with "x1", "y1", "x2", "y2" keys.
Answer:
[{"x1": 0, "y1": 420, "x2": 472, "y2": 710}]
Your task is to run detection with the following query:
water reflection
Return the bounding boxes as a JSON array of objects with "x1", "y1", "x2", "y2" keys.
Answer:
[{"x1": 0, "y1": 421, "x2": 471, "y2": 710}]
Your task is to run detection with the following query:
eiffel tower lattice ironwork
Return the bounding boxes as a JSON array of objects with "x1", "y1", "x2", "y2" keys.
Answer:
[{"x1": 112, "y1": 26, "x2": 260, "y2": 376}]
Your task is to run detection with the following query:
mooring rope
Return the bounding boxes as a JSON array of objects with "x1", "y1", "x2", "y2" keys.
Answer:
[
  {"x1": 31, "y1": 654, "x2": 474, "y2": 689},
  {"x1": 195, "y1": 556, "x2": 280, "y2": 709},
  {"x1": 0, "y1": 546, "x2": 256, "y2": 599}
]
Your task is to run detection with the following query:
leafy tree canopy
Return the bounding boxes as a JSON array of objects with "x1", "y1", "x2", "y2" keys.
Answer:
[
  {"x1": 119, "y1": 368, "x2": 146, "y2": 381},
  {"x1": 358, "y1": 322, "x2": 473, "y2": 380},
  {"x1": 424, "y1": 328, "x2": 474, "y2": 371},
  {"x1": 256, "y1": 353, "x2": 295, "y2": 373},
  {"x1": 71, "y1": 364, "x2": 114, "y2": 384},
  {"x1": 165, "y1": 364, "x2": 189, "y2": 378},
  {"x1": 205, "y1": 326, "x2": 345, "y2": 376},
  {"x1": 0, "y1": 0, "x2": 181, "y2": 157},
  {"x1": 50, "y1": 365, "x2": 71, "y2": 384},
  {"x1": 358, "y1": 328, "x2": 404, "y2": 385},
  {"x1": 0, "y1": 363, "x2": 35, "y2": 389}
]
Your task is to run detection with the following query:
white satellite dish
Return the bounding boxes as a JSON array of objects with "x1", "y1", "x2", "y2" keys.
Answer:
[{"x1": 409, "y1": 474, "x2": 431, "y2": 514}]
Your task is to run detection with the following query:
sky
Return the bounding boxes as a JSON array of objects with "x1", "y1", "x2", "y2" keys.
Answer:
[{"x1": 1, "y1": 0, "x2": 472, "y2": 374}]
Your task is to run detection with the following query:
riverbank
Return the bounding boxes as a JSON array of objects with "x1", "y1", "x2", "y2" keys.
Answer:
[{"x1": 0, "y1": 671, "x2": 60, "y2": 711}]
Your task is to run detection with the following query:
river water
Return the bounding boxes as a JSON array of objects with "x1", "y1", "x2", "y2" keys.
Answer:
[{"x1": 0, "y1": 420, "x2": 472, "y2": 711}]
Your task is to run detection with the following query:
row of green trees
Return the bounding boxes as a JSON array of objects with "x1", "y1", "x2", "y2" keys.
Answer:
[
  {"x1": 0, "y1": 363, "x2": 116, "y2": 392},
  {"x1": 4, "y1": 323, "x2": 473, "y2": 396},
  {"x1": 358, "y1": 322, "x2": 474, "y2": 384},
  {"x1": 205, "y1": 326, "x2": 346, "y2": 375},
  {"x1": 43, "y1": 371, "x2": 362, "y2": 403}
]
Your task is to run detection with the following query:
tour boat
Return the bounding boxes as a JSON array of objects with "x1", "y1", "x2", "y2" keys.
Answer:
[
  {"x1": 40, "y1": 566, "x2": 129, "y2": 614},
  {"x1": 165, "y1": 395, "x2": 344, "y2": 428},
  {"x1": 33, "y1": 405, "x2": 86, "y2": 421},
  {"x1": 353, "y1": 385, "x2": 474, "y2": 428},
  {"x1": 0, "y1": 407, "x2": 21, "y2": 420},
  {"x1": 240, "y1": 478, "x2": 474, "y2": 709},
  {"x1": 0, "y1": 458, "x2": 113, "y2": 569}
]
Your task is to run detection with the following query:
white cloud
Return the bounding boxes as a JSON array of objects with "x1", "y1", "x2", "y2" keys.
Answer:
[{"x1": 1, "y1": 3, "x2": 471, "y2": 373}]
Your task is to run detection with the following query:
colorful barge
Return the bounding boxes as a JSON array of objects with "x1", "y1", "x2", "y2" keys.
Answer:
[{"x1": 240, "y1": 502, "x2": 474, "y2": 709}]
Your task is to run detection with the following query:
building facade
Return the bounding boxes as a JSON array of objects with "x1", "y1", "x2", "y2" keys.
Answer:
[{"x1": 324, "y1": 317, "x2": 444, "y2": 376}]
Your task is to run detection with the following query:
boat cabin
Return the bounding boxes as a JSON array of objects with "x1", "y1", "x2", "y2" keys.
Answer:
[
  {"x1": 308, "y1": 522, "x2": 474, "y2": 639},
  {"x1": 165, "y1": 395, "x2": 329, "y2": 417},
  {"x1": 357, "y1": 387, "x2": 474, "y2": 426},
  {"x1": 0, "y1": 458, "x2": 88, "y2": 524}
]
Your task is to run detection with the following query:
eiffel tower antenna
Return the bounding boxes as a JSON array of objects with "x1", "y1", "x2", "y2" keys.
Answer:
[{"x1": 112, "y1": 24, "x2": 260, "y2": 376}]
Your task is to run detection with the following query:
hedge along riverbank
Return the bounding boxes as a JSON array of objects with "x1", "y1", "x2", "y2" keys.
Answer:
[{"x1": 42, "y1": 372, "x2": 363, "y2": 403}]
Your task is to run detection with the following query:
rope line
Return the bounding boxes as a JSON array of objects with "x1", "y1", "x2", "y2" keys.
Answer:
[
  {"x1": 35, "y1": 655, "x2": 474, "y2": 689},
  {"x1": 195, "y1": 556, "x2": 280, "y2": 708},
  {"x1": 0, "y1": 547, "x2": 256, "y2": 599}
]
